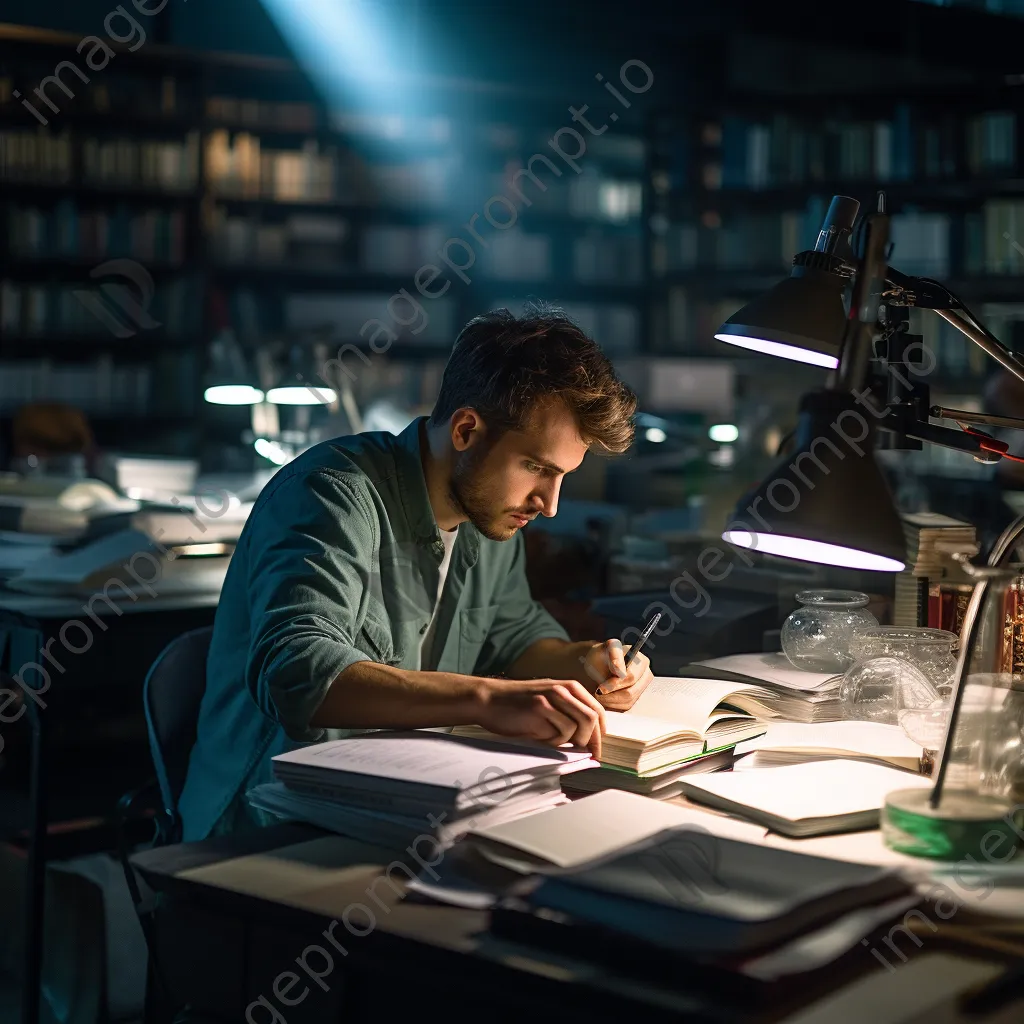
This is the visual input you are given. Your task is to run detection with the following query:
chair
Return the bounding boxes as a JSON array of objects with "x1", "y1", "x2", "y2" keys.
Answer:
[
  {"x1": 141, "y1": 625, "x2": 214, "y2": 845},
  {"x1": 117, "y1": 625, "x2": 213, "y2": 1020}
]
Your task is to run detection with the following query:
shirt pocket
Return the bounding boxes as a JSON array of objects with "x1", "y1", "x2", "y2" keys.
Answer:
[{"x1": 458, "y1": 605, "x2": 499, "y2": 674}]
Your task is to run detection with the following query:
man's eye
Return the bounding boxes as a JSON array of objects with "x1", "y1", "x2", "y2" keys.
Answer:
[{"x1": 525, "y1": 462, "x2": 543, "y2": 473}]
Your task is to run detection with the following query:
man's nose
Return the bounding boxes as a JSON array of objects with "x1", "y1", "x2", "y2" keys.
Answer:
[{"x1": 534, "y1": 478, "x2": 561, "y2": 518}]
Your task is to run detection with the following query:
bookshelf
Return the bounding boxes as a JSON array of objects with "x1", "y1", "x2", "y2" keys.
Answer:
[
  {"x1": 0, "y1": 23, "x2": 651, "y2": 462},
  {"x1": 648, "y1": 87, "x2": 1024, "y2": 373}
]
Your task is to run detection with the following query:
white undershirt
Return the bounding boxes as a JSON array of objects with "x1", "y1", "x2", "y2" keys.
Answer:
[{"x1": 417, "y1": 526, "x2": 459, "y2": 671}]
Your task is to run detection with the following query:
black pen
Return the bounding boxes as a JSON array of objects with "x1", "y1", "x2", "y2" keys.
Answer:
[{"x1": 624, "y1": 611, "x2": 662, "y2": 668}]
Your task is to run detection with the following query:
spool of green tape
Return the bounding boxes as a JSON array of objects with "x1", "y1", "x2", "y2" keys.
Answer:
[{"x1": 882, "y1": 788, "x2": 1023, "y2": 860}]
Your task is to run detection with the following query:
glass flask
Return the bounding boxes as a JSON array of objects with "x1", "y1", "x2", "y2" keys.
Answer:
[
  {"x1": 847, "y1": 626, "x2": 960, "y2": 694},
  {"x1": 840, "y1": 656, "x2": 940, "y2": 725},
  {"x1": 780, "y1": 590, "x2": 878, "y2": 673}
]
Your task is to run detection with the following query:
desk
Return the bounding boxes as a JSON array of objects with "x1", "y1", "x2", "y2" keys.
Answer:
[{"x1": 133, "y1": 823, "x2": 1021, "y2": 1024}]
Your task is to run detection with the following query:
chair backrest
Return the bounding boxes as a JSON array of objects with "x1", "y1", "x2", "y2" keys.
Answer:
[{"x1": 143, "y1": 625, "x2": 214, "y2": 828}]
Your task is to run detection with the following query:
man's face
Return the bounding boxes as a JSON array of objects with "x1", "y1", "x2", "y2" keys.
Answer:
[{"x1": 449, "y1": 400, "x2": 588, "y2": 541}]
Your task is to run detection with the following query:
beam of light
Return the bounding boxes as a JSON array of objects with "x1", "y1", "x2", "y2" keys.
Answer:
[
  {"x1": 722, "y1": 530, "x2": 906, "y2": 573},
  {"x1": 708, "y1": 423, "x2": 739, "y2": 443},
  {"x1": 259, "y1": 0, "x2": 437, "y2": 123},
  {"x1": 714, "y1": 333, "x2": 839, "y2": 369},
  {"x1": 204, "y1": 385, "x2": 265, "y2": 406}
]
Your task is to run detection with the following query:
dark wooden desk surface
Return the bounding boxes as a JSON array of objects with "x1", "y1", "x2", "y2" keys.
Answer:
[{"x1": 132, "y1": 824, "x2": 1017, "y2": 1024}]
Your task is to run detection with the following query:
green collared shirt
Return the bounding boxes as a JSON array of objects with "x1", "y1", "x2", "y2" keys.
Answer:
[{"x1": 178, "y1": 418, "x2": 569, "y2": 841}]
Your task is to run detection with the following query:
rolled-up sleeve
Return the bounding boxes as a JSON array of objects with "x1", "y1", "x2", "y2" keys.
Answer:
[
  {"x1": 473, "y1": 532, "x2": 569, "y2": 676},
  {"x1": 244, "y1": 469, "x2": 377, "y2": 742}
]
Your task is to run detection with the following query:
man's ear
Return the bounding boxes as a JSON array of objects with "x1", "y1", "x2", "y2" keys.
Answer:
[{"x1": 450, "y1": 408, "x2": 485, "y2": 452}]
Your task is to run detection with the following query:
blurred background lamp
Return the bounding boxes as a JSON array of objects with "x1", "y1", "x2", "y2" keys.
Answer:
[
  {"x1": 644, "y1": 426, "x2": 667, "y2": 443},
  {"x1": 708, "y1": 423, "x2": 739, "y2": 443},
  {"x1": 266, "y1": 383, "x2": 338, "y2": 405},
  {"x1": 204, "y1": 384, "x2": 265, "y2": 406}
]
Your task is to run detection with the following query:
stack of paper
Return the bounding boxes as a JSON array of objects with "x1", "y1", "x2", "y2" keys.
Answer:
[
  {"x1": 734, "y1": 721, "x2": 926, "y2": 773},
  {"x1": 895, "y1": 512, "x2": 976, "y2": 627},
  {"x1": 249, "y1": 731, "x2": 596, "y2": 853},
  {"x1": 685, "y1": 652, "x2": 844, "y2": 723},
  {"x1": 679, "y1": 759, "x2": 933, "y2": 837}
]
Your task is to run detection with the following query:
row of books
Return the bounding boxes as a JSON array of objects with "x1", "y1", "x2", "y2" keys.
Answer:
[
  {"x1": 701, "y1": 109, "x2": 1015, "y2": 191},
  {"x1": 7, "y1": 202, "x2": 187, "y2": 265},
  {"x1": 0, "y1": 279, "x2": 201, "y2": 339},
  {"x1": 83, "y1": 133, "x2": 200, "y2": 192},
  {"x1": 0, "y1": 74, "x2": 181, "y2": 118},
  {"x1": 0, "y1": 129, "x2": 73, "y2": 183},
  {"x1": 0, "y1": 358, "x2": 151, "y2": 414},
  {"x1": 209, "y1": 208, "x2": 350, "y2": 267},
  {"x1": 655, "y1": 203, "x2": 1024, "y2": 278}
]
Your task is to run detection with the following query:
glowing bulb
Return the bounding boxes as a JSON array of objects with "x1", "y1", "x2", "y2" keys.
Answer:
[
  {"x1": 254, "y1": 438, "x2": 292, "y2": 466},
  {"x1": 266, "y1": 385, "x2": 337, "y2": 406},
  {"x1": 645, "y1": 427, "x2": 667, "y2": 443},
  {"x1": 722, "y1": 530, "x2": 905, "y2": 572},
  {"x1": 708, "y1": 423, "x2": 739, "y2": 443},
  {"x1": 204, "y1": 385, "x2": 265, "y2": 405},
  {"x1": 714, "y1": 333, "x2": 839, "y2": 369}
]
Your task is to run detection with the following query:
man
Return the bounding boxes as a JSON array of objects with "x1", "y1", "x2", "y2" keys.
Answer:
[{"x1": 179, "y1": 306, "x2": 652, "y2": 841}]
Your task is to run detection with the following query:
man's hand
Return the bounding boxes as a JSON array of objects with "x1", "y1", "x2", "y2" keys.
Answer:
[
  {"x1": 474, "y1": 677, "x2": 606, "y2": 759},
  {"x1": 581, "y1": 639, "x2": 653, "y2": 711}
]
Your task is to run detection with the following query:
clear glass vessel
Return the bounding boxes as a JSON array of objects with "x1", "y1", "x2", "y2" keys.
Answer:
[
  {"x1": 847, "y1": 626, "x2": 960, "y2": 693},
  {"x1": 781, "y1": 590, "x2": 878, "y2": 673},
  {"x1": 841, "y1": 656, "x2": 940, "y2": 725}
]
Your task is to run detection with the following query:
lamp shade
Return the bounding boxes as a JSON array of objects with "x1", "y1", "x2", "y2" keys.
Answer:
[
  {"x1": 715, "y1": 266, "x2": 849, "y2": 370},
  {"x1": 722, "y1": 391, "x2": 906, "y2": 572}
]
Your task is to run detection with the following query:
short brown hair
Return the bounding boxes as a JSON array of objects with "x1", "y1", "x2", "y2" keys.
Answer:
[{"x1": 430, "y1": 305, "x2": 636, "y2": 454}]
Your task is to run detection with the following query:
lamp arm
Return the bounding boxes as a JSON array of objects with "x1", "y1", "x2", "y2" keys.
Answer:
[{"x1": 932, "y1": 308, "x2": 1024, "y2": 387}]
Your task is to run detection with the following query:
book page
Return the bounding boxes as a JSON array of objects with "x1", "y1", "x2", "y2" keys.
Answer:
[
  {"x1": 628, "y1": 675, "x2": 750, "y2": 730},
  {"x1": 468, "y1": 789, "x2": 768, "y2": 868},
  {"x1": 741, "y1": 722, "x2": 923, "y2": 759},
  {"x1": 273, "y1": 732, "x2": 592, "y2": 789},
  {"x1": 682, "y1": 760, "x2": 932, "y2": 823},
  {"x1": 693, "y1": 652, "x2": 841, "y2": 692},
  {"x1": 603, "y1": 711, "x2": 700, "y2": 744}
]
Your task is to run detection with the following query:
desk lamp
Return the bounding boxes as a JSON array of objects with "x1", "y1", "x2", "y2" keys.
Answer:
[
  {"x1": 718, "y1": 194, "x2": 1024, "y2": 573},
  {"x1": 718, "y1": 196, "x2": 1024, "y2": 855}
]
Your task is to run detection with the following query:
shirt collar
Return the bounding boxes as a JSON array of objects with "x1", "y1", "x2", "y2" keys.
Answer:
[{"x1": 394, "y1": 417, "x2": 480, "y2": 565}]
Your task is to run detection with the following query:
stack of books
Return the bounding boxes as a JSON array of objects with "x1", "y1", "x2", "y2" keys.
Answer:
[
  {"x1": 895, "y1": 513, "x2": 977, "y2": 628},
  {"x1": 247, "y1": 731, "x2": 596, "y2": 854},
  {"x1": 685, "y1": 652, "x2": 845, "y2": 723}
]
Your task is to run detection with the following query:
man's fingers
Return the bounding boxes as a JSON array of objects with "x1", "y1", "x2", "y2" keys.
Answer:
[
  {"x1": 533, "y1": 697, "x2": 578, "y2": 747},
  {"x1": 607, "y1": 640, "x2": 628, "y2": 678},
  {"x1": 549, "y1": 685, "x2": 602, "y2": 760}
]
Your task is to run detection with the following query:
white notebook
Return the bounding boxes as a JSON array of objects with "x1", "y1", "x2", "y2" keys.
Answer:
[
  {"x1": 734, "y1": 722, "x2": 925, "y2": 773},
  {"x1": 680, "y1": 759, "x2": 933, "y2": 837},
  {"x1": 465, "y1": 789, "x2": 768, "y2": 870}
]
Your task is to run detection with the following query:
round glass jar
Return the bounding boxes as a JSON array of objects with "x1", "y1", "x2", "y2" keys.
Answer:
[{"x1": 781, "y1": 590, "x2": 878, "y2": 673}]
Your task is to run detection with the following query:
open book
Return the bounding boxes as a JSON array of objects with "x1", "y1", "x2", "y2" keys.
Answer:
[
  {"x1": 456, "y1": 675, "x2": 770, "y2": 774},
  {"x1": 734, "y1": 721, "x2": 926, "y2": 773}
]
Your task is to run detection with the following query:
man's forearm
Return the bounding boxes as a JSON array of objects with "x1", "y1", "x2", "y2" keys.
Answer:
[
  {"x1": 504, "y1": 638, "x2": 597, "y2": 687},
  {"x1": 309, "y1": 661, "x2": 491, "y2": 730}
]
